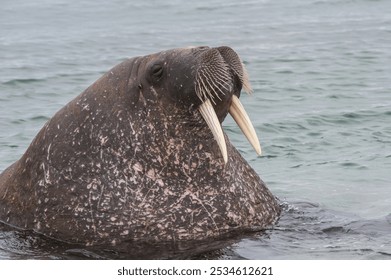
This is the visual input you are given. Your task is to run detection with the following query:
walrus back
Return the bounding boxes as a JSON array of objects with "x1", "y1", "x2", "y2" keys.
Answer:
[{"x1": 0, "y1": 57, "x2": 138, "y2": 234}]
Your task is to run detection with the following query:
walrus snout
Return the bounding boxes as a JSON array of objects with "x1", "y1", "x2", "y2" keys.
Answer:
[
  {"x1": 192, "y1": 46, "x2": 252, "y2": 99},
  {"x1": 193, "y1": 46, "x2": 262, "y2": 164}
]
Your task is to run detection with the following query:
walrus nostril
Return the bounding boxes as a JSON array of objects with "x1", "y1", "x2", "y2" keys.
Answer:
[{"x1": 191, "y1": 46, "x2": 211, "y2": 56}]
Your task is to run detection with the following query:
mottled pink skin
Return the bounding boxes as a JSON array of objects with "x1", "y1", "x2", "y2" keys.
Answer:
[{"x1": 0, "y1": 47, "x2": 280, "y2": 245}]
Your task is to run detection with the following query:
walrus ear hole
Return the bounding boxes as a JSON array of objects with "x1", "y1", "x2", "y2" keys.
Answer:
[{"x1": 151, "y1": 64, "x2": 163, "y2": 79}]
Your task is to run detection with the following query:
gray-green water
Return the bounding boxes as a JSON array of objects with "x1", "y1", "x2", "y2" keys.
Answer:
[{"x1": 0, "y1": 0, "x2": 390, "y2": 259}]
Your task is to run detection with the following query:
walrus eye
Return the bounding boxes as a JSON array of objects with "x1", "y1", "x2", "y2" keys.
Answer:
[{"x1": 151, "y1": 64, "x2": 163, "y2": 79}]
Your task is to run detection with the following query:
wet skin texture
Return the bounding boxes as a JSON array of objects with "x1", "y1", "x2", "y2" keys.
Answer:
[{"x1": 0, "y1": 46, "x2": 281, "y2": 245}]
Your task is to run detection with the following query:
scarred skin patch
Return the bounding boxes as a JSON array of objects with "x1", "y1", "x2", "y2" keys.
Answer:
[{"x1": 0, "y1": 46, "x2": 281, "y2": 245}]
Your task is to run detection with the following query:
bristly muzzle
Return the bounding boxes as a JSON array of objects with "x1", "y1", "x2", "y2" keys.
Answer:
[
  {"x1": 195, "y1": 48, "x2": 232, "y2": 104},
  {"x1": 195, "y1": 47, "x2": 252, "y2": 104},
  {"x1": 195, "y1": 46, "x2": 262, "y2": 164},
  {"x1": 216, "y1": 46, "x2": 252, "y2": 94}
]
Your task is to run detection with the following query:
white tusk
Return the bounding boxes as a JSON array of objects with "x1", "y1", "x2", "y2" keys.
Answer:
[
  {"x1": 199, "y1": 99, "x2": 228, "y2": 164},
  {"x1": 229, "y1": 95, "x2": 262, "y2": 155}
]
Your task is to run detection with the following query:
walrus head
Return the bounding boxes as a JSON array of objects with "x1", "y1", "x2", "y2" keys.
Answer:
[{"x1": 137, "y1": 46, "x2": 261, "y2": 164}]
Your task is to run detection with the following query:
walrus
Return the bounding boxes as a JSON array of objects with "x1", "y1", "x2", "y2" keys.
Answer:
[{"x1": 0, "y1": 46, "x2": 280, "y2": 246}]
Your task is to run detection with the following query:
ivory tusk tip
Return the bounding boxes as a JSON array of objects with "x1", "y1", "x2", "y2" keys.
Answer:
[{"x1": 255, "y1": 145, "x2": 262, "y2": 156}]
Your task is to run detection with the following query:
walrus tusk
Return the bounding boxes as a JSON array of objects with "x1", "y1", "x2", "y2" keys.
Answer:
[
  {"x1": 199, "y1": 99, "x2": 228, "y2": 164},
  {"x1": 229, "y1": 95, "x2": 262, "y2": 155}
]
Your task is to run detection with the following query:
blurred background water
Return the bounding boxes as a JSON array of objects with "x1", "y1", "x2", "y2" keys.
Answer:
[{"x1": 0, "y1": 0, "x2": 390, "y2": 259}]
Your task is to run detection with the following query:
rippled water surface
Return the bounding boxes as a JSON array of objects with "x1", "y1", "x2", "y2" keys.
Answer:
[{"x1": 1, "y1": 0, "x2": 390, "y2": 259}]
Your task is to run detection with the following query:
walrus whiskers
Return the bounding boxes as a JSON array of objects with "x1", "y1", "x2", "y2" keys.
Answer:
[
  {"x1": 240, "y1": 64, "x2": 253, "y2": 94},
  {"x1": 196, "y1": 68, "x2": 231, "y2": 104},
  {"x1": 195, "y1": 71, "x2": 215, "y2": 103},
  {"x1": 201, "y1": 71, "x2": 225, "y2": 102}
]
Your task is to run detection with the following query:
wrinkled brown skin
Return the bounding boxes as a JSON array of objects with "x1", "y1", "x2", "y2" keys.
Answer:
[{"x1": 0, "y1": 47, "x2": 280, "y2": 245}]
